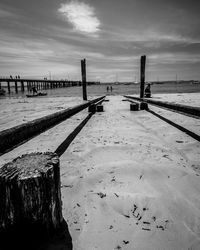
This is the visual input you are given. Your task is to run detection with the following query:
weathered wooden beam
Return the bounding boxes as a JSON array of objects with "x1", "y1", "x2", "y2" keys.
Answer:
[
  {"x1": 0, "y1": 96, "x2": 105, "y2": 155},
  {"x1": 140, "y1": 55, "x2": 146, "y2": 98},
  {"x1": 124, "y1": 95, "x2": 200, "y2": 118},
  {"x1": 88, "y1": 97, "x2": 105, "y2": 113},
  {"x1": 81, "y1": 59, "x2": 87, "y2": 101}
]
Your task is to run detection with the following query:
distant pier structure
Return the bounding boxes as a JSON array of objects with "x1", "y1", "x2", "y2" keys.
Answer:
[
  {"x1": 0, "y1": 78, "x2": 83, "y2": 94},
  {"x1": 0, "y1": 78, "x2": 100, "y2": 94}
]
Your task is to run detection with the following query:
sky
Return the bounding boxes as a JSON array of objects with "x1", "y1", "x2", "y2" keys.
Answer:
[{"x1": 0, "y1": 0, "x2": 200, "y2": 82}]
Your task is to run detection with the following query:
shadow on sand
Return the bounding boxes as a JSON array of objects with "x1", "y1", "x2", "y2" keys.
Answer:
[{"x1": 0, "y1": 220, "x2": 72, "y2": 250}]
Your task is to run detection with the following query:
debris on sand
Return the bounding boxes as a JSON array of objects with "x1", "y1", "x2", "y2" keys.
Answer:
[
  {"x1": 142, "y1": 228, "x2": 151, "y2": 231},
  {"x1": 123, "y1": 240, "x2": 129, "y2": 245},
  {"x1": 97, "y1": 192, "x2": 106, "y2": 198}
]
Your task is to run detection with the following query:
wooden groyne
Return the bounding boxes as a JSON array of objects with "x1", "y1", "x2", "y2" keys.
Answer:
[
  {"x1": 125, "y1": 95, "x2": 200, "y2": 118},
  {"x1": 0, "y1": 96, "x2": 105, "y2": 155}
]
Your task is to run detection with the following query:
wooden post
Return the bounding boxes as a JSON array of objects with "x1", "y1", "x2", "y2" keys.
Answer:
[
  {"x1": 81, "y1": 59, "x2": 87, "y2": 100},
  {"x1": 7, "y1": 82, "x2": 10, "y2": 94},
  {"x1": 21, "y1": 81, "x2": 24, "y2": 92},
  {"x1": 15, "y1": 81, "x2": 18, "y2": 94},
  {"x1": 30, "y1": 82, "x2": 32, "y2": 91},
  {"x1": 140, "y1": 55, "x2": 146, "y2": 98},
  {"x1": 0, "y1": 152, "x2": 63, "y2": 237}
]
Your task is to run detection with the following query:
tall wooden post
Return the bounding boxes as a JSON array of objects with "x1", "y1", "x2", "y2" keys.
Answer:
[
  {"x1": 140, "y1": 55, "x2": 146, "y2": 98},
  {"x1": 21, "y1": 81, "x2": 24, "y2": 92},
  {"x1": 7, "y1": 82, "x2": 10, "y2": 94},
  {"x1": 81, "y1": 59, "x2": 87, "y2": 101},
  {"x1": 15, "y1": 81, "x2": 18, "y2": 94},
  {"x1": 29, "y1": 82, "x2": 32, "y2": 91}
]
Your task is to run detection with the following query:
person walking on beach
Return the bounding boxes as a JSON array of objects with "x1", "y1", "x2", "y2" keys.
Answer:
[
  {"x1": 107, "y1": 86, "x2": 109, "y2": 92},
  {"x1": 110, "y1": 86, "x2": 113, "y2": 92}
]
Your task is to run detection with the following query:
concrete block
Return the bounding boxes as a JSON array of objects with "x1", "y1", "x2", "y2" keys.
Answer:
[
  {"x1": 97, "y1": 105, "x2": 104, "y2": 112},
  {"x1": 88, "y1": 104, "x2": 96, "y2": 113},
  {"x1": 140, "y1": 102, "x2": 148, "y2": 110},
  {"x1": 130, "y1": 103, "x2": 139, "y2": 111}
]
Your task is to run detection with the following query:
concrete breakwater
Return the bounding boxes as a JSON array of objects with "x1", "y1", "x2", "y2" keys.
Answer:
[{"x1": 0, "y1": 96, "x2": 105, "y2": 155}]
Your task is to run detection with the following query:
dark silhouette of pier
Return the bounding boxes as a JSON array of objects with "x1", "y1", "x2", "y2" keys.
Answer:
[
  {"x1": 0, "y1": 78, "x2": 83, "y2": 94},
  {"x1": 0, "y1": 77, "x2": 100, "y2": 94}
]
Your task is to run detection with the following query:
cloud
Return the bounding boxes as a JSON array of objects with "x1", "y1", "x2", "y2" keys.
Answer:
[{"x1": 58, "y1": 1, "x2": 100, "y2": 35}]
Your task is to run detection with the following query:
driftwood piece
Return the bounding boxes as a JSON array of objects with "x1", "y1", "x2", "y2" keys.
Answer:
[{"x1": 0, "y1": 152, "x2": 63, "y2": 237}]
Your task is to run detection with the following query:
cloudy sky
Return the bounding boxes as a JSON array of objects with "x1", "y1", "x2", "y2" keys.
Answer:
[{"x1": 0, "y1": 0, "x2": 200, "y2": 81}]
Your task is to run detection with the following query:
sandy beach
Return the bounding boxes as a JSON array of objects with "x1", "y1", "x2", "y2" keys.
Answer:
[
  {"x1": 1, "y1": 0, "x2": 200, "y2": 248},
  {"x1": 0, "y1": 92, "x2": 200, "y2": 250},
  {"x1": 60, "y1": 95, "x2": 200, "y2": 250},
  {"x1": 0, "y1": 96, "x2": 85, "y2": 131}
]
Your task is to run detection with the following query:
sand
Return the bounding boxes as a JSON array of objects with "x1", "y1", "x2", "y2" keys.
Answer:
[
  {"x1": 59, "y1": 95, "x2": 200, "y2": 250},
  {"x1": 151, "y1": 93, "x2": 200, "y2": 107},
  {"x1": 0, "y1": 96, "x2": 84, "y2": 131},
  {"x1": 0, "y1": 93, "x2": 200, "y2": 249}
]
